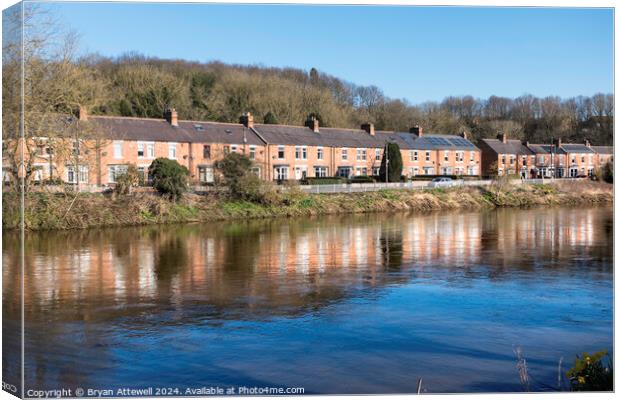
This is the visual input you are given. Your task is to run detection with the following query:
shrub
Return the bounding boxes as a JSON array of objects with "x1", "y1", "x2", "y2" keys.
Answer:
[
  {"x1": 215, "y1": 153, "x2": 281, "y2": 204},
  {"x1": 301, "y1": 177, "x2": 347, "y2": 185},
  {"x1": 349, "y1": 175, "x2": 375, "y2": 184},
  {"x1": 566, "y1": 350, "x2": 613, "y2": 391},
  {"x1": 114, "y1": 164, "x2": 140, "y2": 195},
  {"x1": 148, "y1": 158, "x2": 189, "y2": 200}
]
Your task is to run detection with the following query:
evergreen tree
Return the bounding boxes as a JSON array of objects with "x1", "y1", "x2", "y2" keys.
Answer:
[{"x1": 378, "y1": 143, "x2": 403, "y2": 182}]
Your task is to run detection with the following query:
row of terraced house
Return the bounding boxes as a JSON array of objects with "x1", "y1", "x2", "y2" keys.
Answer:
[{"x1": 4, "y1": 108, "x2": 613, "y2": 187}]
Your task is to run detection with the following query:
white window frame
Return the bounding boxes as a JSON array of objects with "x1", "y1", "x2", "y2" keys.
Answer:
[
  {"x1": 168, "y1": 143, "x2": 177, "y2": 159},
  {"x1": 425, "y1": 151, "x2": 431, "y2": 162},
  {"x1": 113, "y1": 141, "x2": 123, "y2": 159},
  {"x1": 356, "y1": 148, "x2": 367, "y2": 161},
  {"x1": 342, "y1": 148, "x2": 348, "y2": 161},
  {"x1": 249, "y1": 145, "x2": 256, "y2": 160},
  {"x1": 277, "y1": 146, "x2": 285, "y2": 159},
  {"x1": 147, "y1": 142, "x2": 155, "y2": 158},
  {"x1": 317, "y1": 147, "x2": 324, "y2": 160}
]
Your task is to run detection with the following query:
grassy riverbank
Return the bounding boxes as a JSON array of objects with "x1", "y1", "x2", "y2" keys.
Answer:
[{"x1": 3, "y1": 181, "x2": 613, "y2": 231}]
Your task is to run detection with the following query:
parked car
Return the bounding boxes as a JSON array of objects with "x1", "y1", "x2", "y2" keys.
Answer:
[{"x1": 428, "y1": 177, "x2": 456, "y2": 188}]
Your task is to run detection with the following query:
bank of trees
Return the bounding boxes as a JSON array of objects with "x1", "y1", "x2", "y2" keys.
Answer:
[{"x1": 81, "y1": 55, "x2": 613, "y2": 146}]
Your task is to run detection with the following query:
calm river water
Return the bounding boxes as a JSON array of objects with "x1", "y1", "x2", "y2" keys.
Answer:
[{"x1": 2, "y1": 207, "x2": 613, "y2": 394}]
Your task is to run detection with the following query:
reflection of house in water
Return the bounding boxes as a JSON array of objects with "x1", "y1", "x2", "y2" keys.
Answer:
[{"x1": 3, "y1": 207, "x2": 611, "y2": 325}]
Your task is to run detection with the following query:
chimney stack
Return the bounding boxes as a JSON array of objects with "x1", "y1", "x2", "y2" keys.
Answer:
[
  {"x1": 460, "y1": 131, "x2": 468, "y2": 139},
  {"x1": 240, "y1": 112, "x2": 254, "y2": 129},
  {"x1": 584, "y1": 138, "x2": 591, "y2": 147},
  {"x1": 522, "y1": 140, "x2": 530, "y2": 147},
  {"x1": 165, "y1": 108, "x2": 178, "y2": 127},
  {"x1": 554, "y1": 137, "x2": 562, "y2": 148},
  {"x1": 409, "y1": 125, "x2": 423, "y2": 137},
  {"x1": 306, "y1": 116, "x2": 319, "y2": 133},
  {"x1": 361, "y1": 123, "x2": 375, "y2": 136},
  {"x1": 78, "y1": 106, "x2": 88, "y2": 121},
  {"x1": 497, "y1": 132, "x2": 507, "y2": 144}
]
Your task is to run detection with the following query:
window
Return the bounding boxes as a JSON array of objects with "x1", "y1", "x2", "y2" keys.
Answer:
[
  {"x1": 356, "y1": 149, "x2": 367, "y2": 161},
  {"x1": 231, "y1": 145, "x2": 238, "y2": 153},
  {"x1": 302, "y1": 147, "x2": 307, "y2": 159},
  {"x1": 538, "y1": 155, "x2": 545, "y2": 164},
  {"x1": 509, "y1": 155, "x2": 515, "y2": 164},
  {"x1": 251, "y1": 167, "x2": 261, "y2": 177},
  {"x1": 168, "y1": 143, "x2": 177, "y2": 159},
  {"x1": 372, "y1": 167, "x2": 380, "y2": 176},
  {"x1": 501, "y1": 154, "x2": 506, "y2": 164},
  {"x1": 522, "y1": 157, "x2": 527, "y2": 166},
  {"x1": 444, "y1": 151, "x2": 449, "y2": 162},
  {"x1": 470, "y1": 151, "x2": 475, "y2": 162},
  {"x1": 588, "y1": 154, "x2": 593, "y2": 164},
  {"x1": 113, "y1": 141, "x2": 123, "y2": 159},
  {"x1": 137, "y1": 142, "x2": 145, "y2": 157},
  {"x1": 581, "y1": 155, "x2": 585, "y2": 163},
  {"x1": 275, "y1": 166, "x2": 288, "y2": 181},
  {"x1": 147, "y1": 142, "x2": 155, "y2": 158},
  {"x1": 314, "y1": 166, "x2": 328, "y2": 177},
  {"x1": 571, "y1": 155, "x2": 576, "y2": 164},
  {"x1": 456, "y1": 151, "x2": 464, "y2": 162},
  {"x1": 277, "y1": 146, "x2": 285, "y2": 159},
  {"x1": 249, "y1": 146, "x2": 256, "y2": 160},
  {"x1": 409, "y1": 151, "x2": 417, "y2": 162},
  {"x1": 108, "y1": 165, "x2": 128, "y2": 183},
  {"x1": 137, "y1": 167, "x2": 146, "y2": 185},
  {"x1": 425, "y1": 151, "x2": 431, "y2": 162},
  {"x1": 337, "y1": 167, "x2": 351, "y2": 177},
  {"x1": 317, "y1": 147, "x2": 324, "y2": 160},
  {"x1": 72, "y1": 141, "x2": 80, "y2": 156},
  {"x1": 295, "y1": 146, "x2": 305, "y2": 159},
  {"x1": 375, "y1": 149, "x2": 381, "y2": 159},
  {"x1": 203, "y1": 145, "x2": 211, "y2": 159},
  {"x1": 198, "y1": 166, "x2": 214, "y2": 183},
  {"x1": 355, "y1": 167, "x2": 368, "y2": 176},
  {"x1": 409, "y1": 167, "x2": 419, "y2": 176},
  {"x1": 67, "y1": 166, "x2": 75, "y2": 183},
  {"x1": 342, "y1": 148, "x2": 348, "y2": 160},
  {"x1": 224, "y1": 145, "x2": 230, "y2": 155}
]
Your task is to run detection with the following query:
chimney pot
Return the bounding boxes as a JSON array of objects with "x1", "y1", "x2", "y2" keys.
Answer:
[
  {"x1": 409, "y1": 125, "x2": 423, "y2": 136},
  {"x1": 460, "y1": 131, "x2": 467, "y2": 139},
  {"x1": 306, "y1": 116, "x2": 319, "y2": 133},
  {"x1": 497, "y1": 132, "x2": 507, "y2": 143},
  {"x1": 165, "y1": 108, "x2": 178, "y2": 127},
  {"x1": 240, "y1": 112, "x2": 254, "y2": 129},
  {"x1": 584, "y1": 138, "x2": 591, "y2": 147},
  {"x1": 361, "y1": 123, "x2": 375, "y2": 136}
]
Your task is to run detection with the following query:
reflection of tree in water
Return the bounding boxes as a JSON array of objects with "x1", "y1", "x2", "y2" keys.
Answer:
[
  {"x1": 380, "y1": 227, "x2": 403, "y2": 271},
  {"x1": 154, "y1": 236, "x2": 188, "y2": 282}
]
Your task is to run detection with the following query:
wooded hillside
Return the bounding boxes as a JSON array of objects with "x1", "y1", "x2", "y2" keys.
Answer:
[{"x1": 86, "y1": 54, "x2": 614, "y2": 145}]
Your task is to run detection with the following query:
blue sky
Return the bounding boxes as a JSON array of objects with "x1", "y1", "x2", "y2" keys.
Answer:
[{"x1": 50, "y1": 3, "x2": 613, "y2": 104}]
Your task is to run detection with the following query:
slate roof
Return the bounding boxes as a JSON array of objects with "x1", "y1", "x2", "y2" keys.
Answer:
[
  {"x1": 252, "y1": 123, "x2": 386, "y2": 148},
  {"x1": 68, "y1": 115, "x2": 480, "y2": 150},
  {"x1": 526, "y1": 144, "x2": 567, "y2": 155},
  {"x1": 480, "y1": 139, "x2": 534, "y2": 155},
  {"x1": 561, "y1": 144, "x2": 595, "y2": 154},
  {"x1": 591, "y1": 146, "x2": 614, "y2": 155},
  {"x1": 89, "y1": 116, "x2": 264, "y2": 145}
]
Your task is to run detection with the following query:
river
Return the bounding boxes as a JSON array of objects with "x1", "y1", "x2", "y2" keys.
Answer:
[{"x1": 2, "y1": 206, "x2": 613, "y2": 394}]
